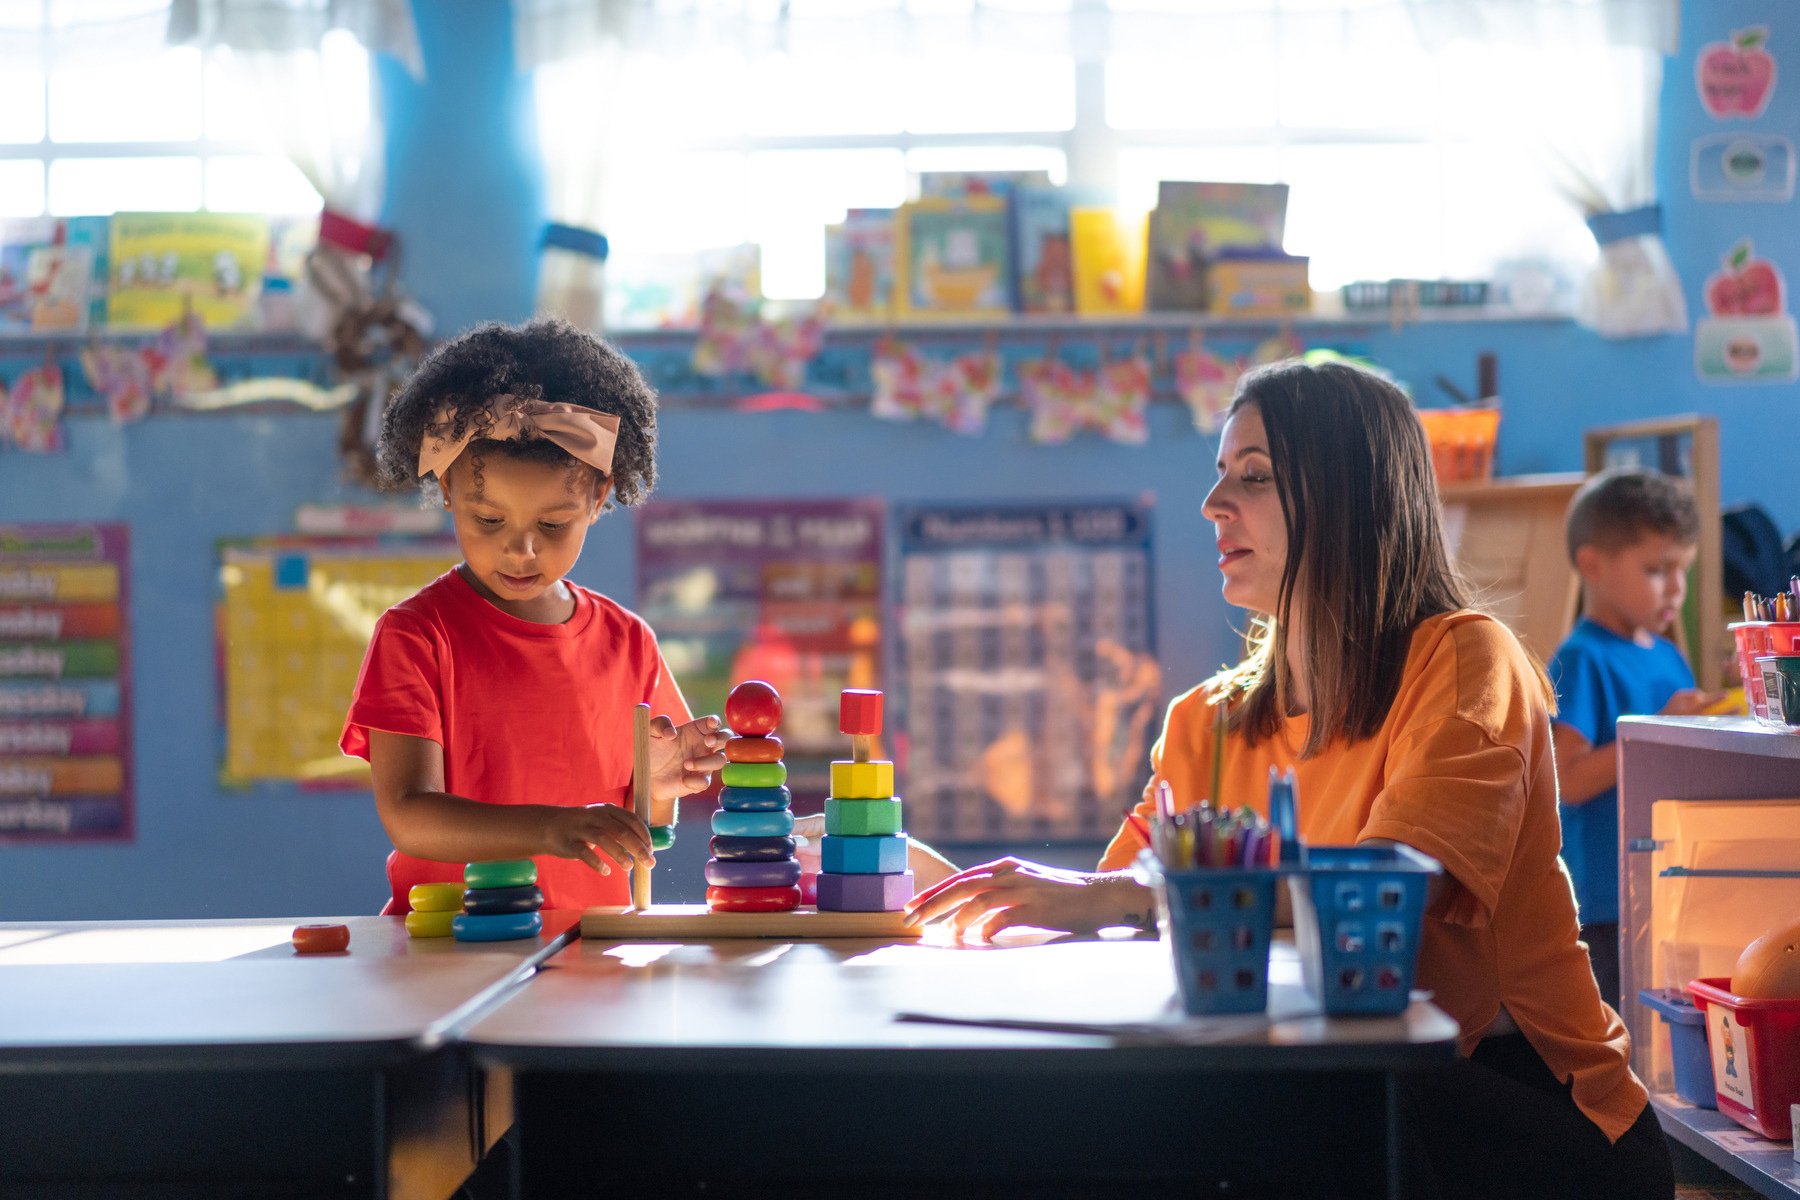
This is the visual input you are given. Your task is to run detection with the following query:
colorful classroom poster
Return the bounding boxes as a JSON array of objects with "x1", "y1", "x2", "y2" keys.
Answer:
[
  {"x1": 896, "y1": 501, "x2": 1159, "y2": 844},
  {"x1": 0, "y1": 523, "x2": 133, "y2": 842},
  {"x1": 107, "y1": 212, "x2": 269, "y2": 329},
  {"x1": 218, "y1": 538, "x2": 458, "y2": 787},
  {"x1": 635, "y1": 500, "x2": 884, "y2": 795}
]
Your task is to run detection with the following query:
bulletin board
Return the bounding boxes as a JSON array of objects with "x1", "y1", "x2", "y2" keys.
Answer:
[
  {"x1": 635, "y1": 499, "x2": 885, "y2": 797},
  {"x1": 217, "y1": 537, "x2": 458, "y2": 788},
  {"x1": 895, "y1": 501, "x2": 1158, "y2": 845},
  {"x1": 0, "y1": 523, "x2": 133, "y2": 842}
]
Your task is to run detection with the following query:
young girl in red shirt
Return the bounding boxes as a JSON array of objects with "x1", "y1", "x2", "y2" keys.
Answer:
[{"x1": 341, "y1": 319, "x2": 726, "y2": 913}]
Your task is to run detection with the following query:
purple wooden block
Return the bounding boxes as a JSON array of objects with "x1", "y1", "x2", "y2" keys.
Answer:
[
  {"x1": 815, "y1": 870, "x2": 914, "y2": 912},
  {"x1": 704, "y1": 857, "x2": 802, "y2": 889}
]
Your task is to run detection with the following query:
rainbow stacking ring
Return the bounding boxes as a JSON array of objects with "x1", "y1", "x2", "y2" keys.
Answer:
[
  {"x1": 719, "y1": 785, "x2": 792, "y2": 813},
  {"x1": 720, "y1": 761, "x2": 787, "y2": 789},
  {"x1": 712, "y1": 808, "x2": 795, "y2": 838},
  {"x1": 649, "y1": 825, "x2": 676, "y2": 851},
  {"x1": 704, "y1": 858, "x2": 803, "y2": 889},
  {"x1": 710, "y1": 834, "x2": 798, "y2": 862},
  {"x1": 452, "y1": 911, "x2": 542, "y2": 942},
  {"x1": 461, "y1": 884, "x2": 545, "y2": 916}
]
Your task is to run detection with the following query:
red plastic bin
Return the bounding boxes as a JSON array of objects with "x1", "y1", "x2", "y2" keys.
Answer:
[
  {"x1": 1730, "y1": 622, "x2": 1800, "y2": 726},
  {"x1": 1686, "y1": 977, "x2": 1800, "y2": 1140}
]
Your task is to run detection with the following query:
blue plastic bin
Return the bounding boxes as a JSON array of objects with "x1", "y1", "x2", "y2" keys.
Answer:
[
  {"x1": 1289, "y1": 844, "x2": 1439, "y2": 1016},
  {"x1": 1638, "y1": 988, "x2": 1718, "y2": 1109},
  {"x1": 1139, "y1": 852, "x2": 1279, "y2": 1015}
]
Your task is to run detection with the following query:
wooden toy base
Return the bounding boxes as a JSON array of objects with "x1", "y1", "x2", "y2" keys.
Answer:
[{"x1": 581, "y1": 904, "x2": 917, "y2": 941}]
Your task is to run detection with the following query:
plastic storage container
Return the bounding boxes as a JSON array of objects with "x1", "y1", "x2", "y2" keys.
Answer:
[
  {"x1": 1730, "y1": 622, "x2": 1800, "y2": 727},
  {"x1": 1638, "y1": 987, "x2": 1718, "y2": 1108},
  {"x1": 1687, "y1": 977, "x2": 1800, "y2": 1139},
  {"x1": 1288, "y1": 844, "x2": 1439, "y2": 1016},
  {"x1": 536, "y1": 222, "x2": 609, "y2": 332},
  {"x1": 1140, "y1": 852, "x2": 1278, "y2": 1015}
]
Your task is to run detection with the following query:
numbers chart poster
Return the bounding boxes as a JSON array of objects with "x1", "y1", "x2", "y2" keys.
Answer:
[
  {"x1": 217, "y1": 538, "x2": 458, "y2": 789},
  {"x1": 636, "y1": 500, "x2": 885, "y2": 794},
  {"x1": 0, "y1": 523, "x2": 133, "y2": 842},
  {"x1": 897, "y1": 501, "x2": 1160, "y2": 844}
]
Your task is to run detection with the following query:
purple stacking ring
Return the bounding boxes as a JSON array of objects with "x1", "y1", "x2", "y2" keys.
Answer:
[{"x1": 704, "y1": 857, "x2": 803, "y2": 889}]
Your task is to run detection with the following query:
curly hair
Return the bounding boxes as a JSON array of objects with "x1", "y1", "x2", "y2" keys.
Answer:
[
  {"x1": 376, "y1": 318, "x2": 658, "y2": 509},
  {"x1": 1565, "y1": 468, "x2": 1699, "y2": 560}
]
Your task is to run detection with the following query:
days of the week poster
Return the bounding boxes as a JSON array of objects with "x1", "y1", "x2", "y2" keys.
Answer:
[{"x1": 0, "y1": 523, "x2": 133, "y2": 842}]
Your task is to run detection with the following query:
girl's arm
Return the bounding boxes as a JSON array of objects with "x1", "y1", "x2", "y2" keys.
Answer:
[{"x1": 369, "y1": 729, "x2": 653, "y2": 874}]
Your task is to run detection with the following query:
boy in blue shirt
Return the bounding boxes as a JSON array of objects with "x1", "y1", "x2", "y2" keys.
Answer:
[{"x1": 1550, "y1": 469, "x2": 1723, "y2": 1007}]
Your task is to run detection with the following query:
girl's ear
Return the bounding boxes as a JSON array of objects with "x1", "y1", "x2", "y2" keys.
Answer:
[{"x1": 589, "y1": 476, "x2": 613, "y2": 524}]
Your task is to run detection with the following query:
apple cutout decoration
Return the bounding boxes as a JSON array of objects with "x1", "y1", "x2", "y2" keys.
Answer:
[
  {"x1": 1699, "y1": 27, "x2": 1776, "y2": 120},
  {"x1": 725, "y1": 679, "x2": 782, "y2": 737},
  {"x1": 1704, "y1": 240, "x2": 1785, "y2": 317}
]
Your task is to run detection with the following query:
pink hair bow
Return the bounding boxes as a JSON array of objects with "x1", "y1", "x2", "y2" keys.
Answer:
[{"x1": 417, "y1": 394, "x2": 620, "y2": 480}]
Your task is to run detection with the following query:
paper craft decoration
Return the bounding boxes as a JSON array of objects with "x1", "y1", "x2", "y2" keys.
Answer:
[
  {"x1": 1691, "y1": 134, "x2": 1796, "y2": 203},
  {"x1": 1174, "y1": 344, "x2": 1242, "y2": 434},
  {"x1": 1698, "y1": 27, "x2": 1776, "y2": 120},
  {"x1": 1695, "y1": 239, "x2": 1798, "y2": 384},
  {"x1": 895, "y1": 199, "x2": 1012, "y2": 319},
  {"x1": 1018, "y1": 351, "x2": 1153, "y2": 445},
  {"x1": 691, "y1": 285, "x2": 827, "y2": 390},
  {"x1": 2, "y1": 364, "x2": 64, "y2": 454},
  {"x1": 870, "y1": 339, "x2": 1001, "y2": 436}
]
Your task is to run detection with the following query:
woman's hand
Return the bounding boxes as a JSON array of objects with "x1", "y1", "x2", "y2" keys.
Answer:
[
  {"x1": 537, "y1": 803, "x2": 654, "y2": 875},
  {"x1": 648, "y1": 714, "x2": 728, "y2": 810},
  {"x1": 902, "y1": 857, "x2": 1153, "y2": 941}
]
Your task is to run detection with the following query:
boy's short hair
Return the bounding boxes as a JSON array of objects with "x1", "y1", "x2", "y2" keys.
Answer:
[{"x1": 1565, "y1": 468, "x2": 1700, "y2": 560}]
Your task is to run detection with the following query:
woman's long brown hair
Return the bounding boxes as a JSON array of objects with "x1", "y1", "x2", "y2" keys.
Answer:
[{"x1": 1214, "y1": 359, "x2": 1471, "y2": 756}]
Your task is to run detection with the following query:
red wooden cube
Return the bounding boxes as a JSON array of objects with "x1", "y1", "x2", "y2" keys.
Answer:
[{"x1": 839, "y1": 689, "x2": 883, "y2": 737}]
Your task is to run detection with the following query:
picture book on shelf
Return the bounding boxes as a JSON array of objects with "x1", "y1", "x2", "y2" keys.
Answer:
[
  {"x1": 1148, "y1": 181, "x2": 1289, "y2": 311},
  {"x1": 0, "y1": 216, "x2": 108, "y2": 331},
  {"x1": 825, "y1": 208, "x2": 896, "y2": 321},
  {"x1": 917, "y1": 170, "x2": 1052, "y2": 201},
  {"x1": 896, "y1": 198, "x2": 1012, "y2": 319},
  {"x1": 107, "y1": 212, "x2": 270, "y2": 329},
  {"x1": 1011, "y1": 185, "x2": 1105, "y2": 315},
  {"x1": 1070, "y1": 207, "x2": 1148, "y2": 317}
]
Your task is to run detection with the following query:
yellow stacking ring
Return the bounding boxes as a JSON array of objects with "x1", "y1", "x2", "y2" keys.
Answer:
[
  {"x1": 405, "y1": 909, "x2": 457, "y2": 938},
  {"x1": 408, "y1": 883, "x2": 464, "y2": 913}
]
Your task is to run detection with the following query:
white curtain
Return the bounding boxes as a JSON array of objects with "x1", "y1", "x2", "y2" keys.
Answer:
[{"x1": 1405, "y1": 0, "x2": 1685, "y2": 338}]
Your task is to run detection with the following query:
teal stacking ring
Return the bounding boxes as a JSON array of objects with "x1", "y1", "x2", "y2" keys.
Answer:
[
  {"x1": 712, "y1": 808, "x2": 795, "y2": 838},
  {"x1": 650, "y1": 824, "x2": 676, "y2": 851},
  {"x1": 721, "y1": 761, "x2": 787, "y2": 789},
  {"x1": 463, "y1": 859, "x2": 537, "y2": 889},
  {"x1": 451, "y1": 911, "x2": 542, "y2": 942},
  {"x1": 719, "y1": 785, "x2": 792, "y2": 813}
]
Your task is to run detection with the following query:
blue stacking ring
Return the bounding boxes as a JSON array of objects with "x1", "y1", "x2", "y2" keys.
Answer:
[
  {"x1": 710, "y1": 834, "x2": 798, "y2": 863},
  {"x1": 462, "y1": 884, "x2": 544, "y2": 916},
  {"x1": 704, "y1": 857, "x2": 802, "y2": 888},
  {"x1": 712, "y1": 808, "x2": 795, "y2": 838},
  {"x1": 452, "y1": 911, "x2": 543, "y2": 942},
  {"x1": 719, "y1": 785, "x2": 792, "y2": 813}
]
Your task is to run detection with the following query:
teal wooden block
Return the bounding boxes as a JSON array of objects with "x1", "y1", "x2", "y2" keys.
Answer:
[
  {"x1": 821, "y1": 833, "x2": 908, "y2": 874},
  {"x1": 824, "y1": 797, "x2": 902, "y2": 837}
]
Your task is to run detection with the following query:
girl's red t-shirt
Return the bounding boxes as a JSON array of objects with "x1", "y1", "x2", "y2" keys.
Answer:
[{"x1": 340, "y1": 569, "x2": 692, "y2": 914}]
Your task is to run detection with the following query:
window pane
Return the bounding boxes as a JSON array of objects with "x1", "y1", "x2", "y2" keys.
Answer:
[
  {"x1": 904, "y1": 55, "x2": 1073, "y2": 133},
  {"x1": 747, "y1": 148, "x2": 907, "y2": 299},
  {"x1": 1441, "y1": 141, "x2": 1589, "y2": 282},
  {"x1": 611, "y1": 52, "x2": 751, "y2": 140},
  {"x1": 0, "y1": 71, "x2": 45, "y2": 143},
  {"x1": 605, "y1": 151, "x2": 750, "y2": 255},
  {"x1": 742, "y1": 55, "x2": 907, "y2": 136},
  {"x1": 51, "y1": 47, "x2": 203, "y2": 143},
  {"x1": 1107, "y1": 48, "x2": 1278, "y2": 130},
  {"x1": 1279, "y1": 144, "x2": 1441, "y2": 289},
  {"x1": 905, "y1": 145, "x2": 1066, "y2": 188},
  {"x1": 207, "y1": 155, "x2": 322, "y2": 214},
  {"x1": 0, "y1": 161, "x2": 45, "y2": 218},
  {"x1": 1116, "y1": 146, "x2": 1280, "y2": 214},
  {"x1": 1278, "y1": 40, "x2": 1437, "y2": 130},
  {"x1": 49, "y1": 157, "x2": 202, "y2": 215}
]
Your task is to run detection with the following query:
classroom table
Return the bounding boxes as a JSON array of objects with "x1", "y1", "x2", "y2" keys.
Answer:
[
  {"x1": 0, "y1": 911, "x2": 579, "y2": 1200},
  {"x1": 463, "y1": 933, "x2": 1461, "y2": 1199}
]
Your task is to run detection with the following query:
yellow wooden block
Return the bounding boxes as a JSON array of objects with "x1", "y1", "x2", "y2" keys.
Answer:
[{"x1": 830, "y1": 760, "x2": 894, "y2": 799}]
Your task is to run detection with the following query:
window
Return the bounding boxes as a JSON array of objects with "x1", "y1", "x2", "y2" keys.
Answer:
[
  {"x1": 0, "y1": 32, "x2": 370, "y2": 220},
  {"x1": 534, "y1": 4, "x2": 1602, "y2": 308}
]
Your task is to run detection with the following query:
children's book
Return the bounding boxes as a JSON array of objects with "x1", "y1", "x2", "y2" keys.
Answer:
[
  {"x1": 1070, "y1": 207, "x2": 1148, "y2": 317},
  {"x1": 1147, "y1": 181, "x2": 1288, "y2": 311},
  {"x1": 824, "y1": 208, "x2": 896, "y2": 322},
  {"x1": 24, "y1": 244, "x2": 93, "y2": 331},
  {"x1": 107, "y1": 213, "x2": 270, "y2": 329},
  {"x1": 917, "y1": 170, "x2": 1052, "y2": 201},
  {"x1": 895, "y1": 198, "x2": 1013, "y2": 320},
  {"x1": 1010, "y1": 185, "x2": 1106, "y2": 315}
]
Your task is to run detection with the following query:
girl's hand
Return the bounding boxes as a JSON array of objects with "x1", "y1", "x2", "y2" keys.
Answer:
[
  {"x1": 537, "y1": 803, "x2": 653, "y2": 875},
  {"x1": 902, "y1": 858, "x2": 1152, "y2": 942},
  {"x1": 648, "y1": 714, "x2": 729, "y2": 808},
  {"x1": 793, "y1": 812, "x2": 824, "y2": 875}
]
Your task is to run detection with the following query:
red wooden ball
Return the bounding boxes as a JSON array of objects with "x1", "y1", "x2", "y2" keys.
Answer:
[{"x1": 726, "y1": 680, "x2": 783, "y2": 736}]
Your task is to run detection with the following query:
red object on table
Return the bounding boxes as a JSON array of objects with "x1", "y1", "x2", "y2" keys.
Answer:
[
  {"x1": 706, "y1": 885, "x2": 802, "y2": 913},
  {"x1": 725, "y1": 680, "x2": 783, "y2": 737},
  {"x1": 291, "y1": 923, "x2": 350, "y2": 954}
]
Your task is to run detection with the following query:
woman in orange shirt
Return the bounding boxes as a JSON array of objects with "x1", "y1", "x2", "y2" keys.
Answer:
[{"x1": 904, "y1": 359, "x2": 1672, "y2": 1199}]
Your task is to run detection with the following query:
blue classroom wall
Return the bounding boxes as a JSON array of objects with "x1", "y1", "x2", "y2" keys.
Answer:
[{"x1": 1, "y1": 0, "x2": 1795, "y2": 920}]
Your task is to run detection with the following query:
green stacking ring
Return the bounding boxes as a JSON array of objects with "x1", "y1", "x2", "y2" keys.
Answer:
[
  {"x1": 464, "y1": 859, "x2": 537, "y2": 889},
  {"x1": 650, "y1": 824, "x2": 676, "y2": 851},
  {"x1": 721, "y1": 761, "x2": 787, "y2": 788}
]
